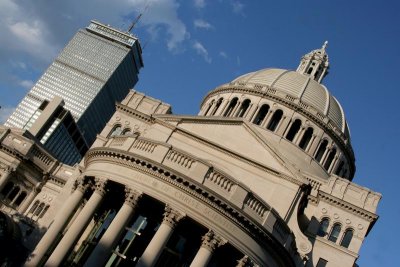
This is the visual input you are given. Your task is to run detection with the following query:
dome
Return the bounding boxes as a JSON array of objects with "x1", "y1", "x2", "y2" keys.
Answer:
[{"x1": 230, "y1": 68, "x2": 350, "y2": 139}]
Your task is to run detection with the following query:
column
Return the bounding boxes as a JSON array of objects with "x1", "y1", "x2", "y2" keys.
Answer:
[
  {"x1": 190, "y1": 230, "x2": 226, "y2": 267},
  {"x1": 136, "y1": 206, "x2": 185, "y2": 267},
  {"x1": 18, "y1": 187, "x2": 39, "y2": 214},
  {"x1": 44, "y1": 179, "x2": 107, "y2": 267},
  {"x1": 0, "y1": 167, "x2": 13, "y2": 192},
  {"x1": 24, "y1": 178, "x2": 89, "y2": 267},
  {"x1": 85, "y1": 188, "x2": 141, "y2": 267}
]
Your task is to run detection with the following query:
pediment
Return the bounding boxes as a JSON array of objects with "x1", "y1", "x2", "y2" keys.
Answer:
[{"x1": 159, "y1": 117, "x2": 299, "y2": 177}]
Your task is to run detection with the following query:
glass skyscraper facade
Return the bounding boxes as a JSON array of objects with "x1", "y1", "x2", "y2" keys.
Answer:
[{"x1": 5, "y1": 21, "x2": 143, "y2": 165}]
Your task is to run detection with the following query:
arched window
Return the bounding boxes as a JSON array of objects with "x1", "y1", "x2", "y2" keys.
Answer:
[
  {"x1": 324, "y1": 148, "x2": 337, "y2": 171},
  {"x1": 315, "y1": 140, "x2": 328, "y2": 163},
  {"x1": 7, "y1": 186, "x2": 20, "y2": 201},
  {"x1": 253, "y1": 104, "x2": 270, "y2": 125},
  {"x1": 317, "y1": 218, "x2": 330, "y2": 237},
  {"x1": 299, "y1": 127, "x2": 313, "y2": 150},
  {"x1": 286, "y1": 119, "x2": 302, "y2": 142},
  {"x1": 236, "y1": 99, "x2": 251, "y2": 118},
  {"x1": 211, "y1": 98, "x2": 223, "y2": 116},
  {"x1": 267, "y1": 109, "x2": 283, "y2": 132},
  {"x1": 29, "y1": 200, "x2": 40, "y2": 214},
  {"x1": 334, "y1": 160, "x2": 344, "y2": 176},
  {"x1": 122, "y1": 128, "x2": 131, "y2": 135},
  {"x1": 224, "y1": 97, "x2": 238, "y2": 117},
  {"x1": 34, "y1": 203, "x2": 46, "y2": 216},
  {"x1": 340, "y1": 229, "x2": 354, "y2": 248},
  {"x1": 204, "y1": 100, "x2": 214, "y2": 116},
  {"x1": 39, "y1": 205, "x2": 50, "y2": 218},
  {"x1": 14, "y1": 191, "x2": 27, "y2": 206},
  {"x1": 1, "y1": 181, "x2": 14, "y2": 196},
  {"x1": 109, "y1": 125, "x2": 122, "y2": 137},
  {"x1": 328, "y1": 223, "x2": 342, "y2": 242},
  {"x1": 307, "y1": 67, "x2": 313, "y2": 74}
]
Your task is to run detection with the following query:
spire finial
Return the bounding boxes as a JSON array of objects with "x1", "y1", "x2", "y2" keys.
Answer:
[{"x1": 322, "y1": 41, "x2": 328, "y2": 50}]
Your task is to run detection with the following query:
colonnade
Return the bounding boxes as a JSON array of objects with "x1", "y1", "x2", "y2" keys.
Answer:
[{"x1": 25, "y1": 177, "x2": 257, "y2": 267}]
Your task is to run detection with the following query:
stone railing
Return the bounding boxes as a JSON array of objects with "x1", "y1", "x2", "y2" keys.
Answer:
[
  {"x1": 132, "y1": 139, "x2": 157, "y2": 153},
  {"x1": 244, "y1": 195, "x2": 268, "y2": 218},
  {"x1": 30, "y1": 146, "x2": 54, "y2": 169},
  {"x1": 165, "y1": 150, "x2": 195, "y2": 169},
  {"x1": 205, "y1": 170, "x2": 234, "y2": 193}
]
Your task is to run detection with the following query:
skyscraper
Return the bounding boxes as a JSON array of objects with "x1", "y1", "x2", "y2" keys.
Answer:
[{"x1": 5, "y1": 21, "x2": 143, "y2": 165}]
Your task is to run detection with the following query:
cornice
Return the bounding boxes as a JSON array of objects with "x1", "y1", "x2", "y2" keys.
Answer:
[
  {"x1": 317, "y1": 191, "x2": 378, "y2": 222},
  {"x1": 116, "y1": 103, "x2": 154, "y2": 123}
]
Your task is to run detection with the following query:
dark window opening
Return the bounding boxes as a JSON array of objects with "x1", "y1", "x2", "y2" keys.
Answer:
[
  {"x1": 224, "y1": 97, "x2": 238, "y2": 117},
  {"x1": 204, "y1": 100, "x2": 214, "y2": 116},
  {"x1": 29, "y1": 200, "x2": 40, "y2": 214},
  {"x1": 299, "y1": 127, "x2": 313, "y2": 150},
  {"x1": 7, "y1": 186, "x2": 20, "y2": 201},
  {"x1": 1, "y1": 181, "x2": 14, "y2": 196},
  {"x1": 315, "y1": 140, "x2": 328, "y2": 163},
  {"x1": 286, "y1": 119, "x2": 301, "y2": 142},
  {"x1": 253, "y1": 104, "x2": 270, "y2": 125},
  {"x1": 340, "y1": 229, "x2": 354, "y2": 248},
  {"x1": 324, "y1": 148, "x2": 337, "y2": 171},
  {"x1": 316, "y1": 258, "x2": 328, "y2": 267},
  {"x1": 328, "y1": 224, "x2": 341, "y2": 242},
  {"x1": 317, "y1": 218, "x2": 329, "y2": 237},
  {"x1": 14, "y1": 191, "x2": 27, "y2": 206},
  {"x1": 267, "y1": 109, "x2": 283, "y2": 132},
  {"x1": 335, "y1": 161, "x2": 345, "y2": 176},
  {"x1": 307, "y1": 67, "x2": 313, "y2": 74},
  {"x1": 236, "y1": 99, "x2": 251, "y2": 118},
  {"x1": 211, "y1": 98, "x2": 223, "y2": 116}
]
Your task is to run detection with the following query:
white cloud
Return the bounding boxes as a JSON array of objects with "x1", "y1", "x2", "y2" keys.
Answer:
[
  {"x1": 19, "y1": 80, "x2": 34, "y2": 89},
  {"x1": 193, "y1": 41, "x2": 211, "y2": 63},
  {"x1": 194, "y1": 0, "x2": 206, "y2": 8},
  {"x1": 219, "y1": 51, "x2": 228, "y2": 58},
  {"x1": 0, "y1": 106, "x2": 15, "y2": 124},
  {"x1": 232, "y1": 1, "x2": 244, "y2": 14},
  {"x1": 0, "y1": 0, "x2": 190, "y2": 92},
  {"x1": 131, "y1": 0, "x2": 189, "y2": 52},
  {"x1": 194, "y1": 19, "x2": 213, "y2": 30}
]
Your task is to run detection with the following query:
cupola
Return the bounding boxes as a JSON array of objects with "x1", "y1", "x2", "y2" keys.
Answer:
[{"x1": 296, "y1": 41, "x2": 330, "y2": 83}]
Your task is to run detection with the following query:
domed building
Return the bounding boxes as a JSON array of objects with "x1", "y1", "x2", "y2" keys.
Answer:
[{"x1": 1, "y1": 43, "x2": 380, "y2": 267}]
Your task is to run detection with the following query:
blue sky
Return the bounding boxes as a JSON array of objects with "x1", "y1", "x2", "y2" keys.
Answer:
[{"x1": 0, "y1": 0, "x2": 398, "y2": 265}]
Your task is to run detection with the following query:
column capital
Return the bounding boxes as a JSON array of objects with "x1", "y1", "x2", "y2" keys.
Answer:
[
  {"x1": 200, "y1": 230, "x2": 226, "y2": 252},
  {"x1": 162, "y1": 205, "x2": 185, "y2": 228},
  {"x1": 73, "y1": 177, "x2": 89, "y2": 193},
  {"x1": 236, "y1": 255, "x2": 255, "y2": 267},
  {"x1": 124, "y1": 188, "x2": 141, "y2": 207},
  {"x1": 94, "y1": 178, "x2": 108, "y2": 196}
]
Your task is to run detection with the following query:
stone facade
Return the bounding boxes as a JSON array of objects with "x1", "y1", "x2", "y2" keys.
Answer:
[{"x1": 0, "y1": 44, "x2": 380, "y2": 267}]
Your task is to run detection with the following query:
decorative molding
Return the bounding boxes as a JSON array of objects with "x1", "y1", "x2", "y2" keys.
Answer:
[
  {"x1": 124, "y1": 187, "x2": 141, "y2": 207},
  {"x1": 162, "y1": 205, "x2": 185, "y2": 228},
  {"x1": 200, "y1": 230, "x2": 226, "y2": 252},
  {"x1": 318, "y1": 191, "x2": 377, "y2": 222}
]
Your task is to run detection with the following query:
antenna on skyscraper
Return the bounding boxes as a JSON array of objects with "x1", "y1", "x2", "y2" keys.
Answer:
[{"x1": 127, "y1": 1, "x2": 150, "y2": 33}]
